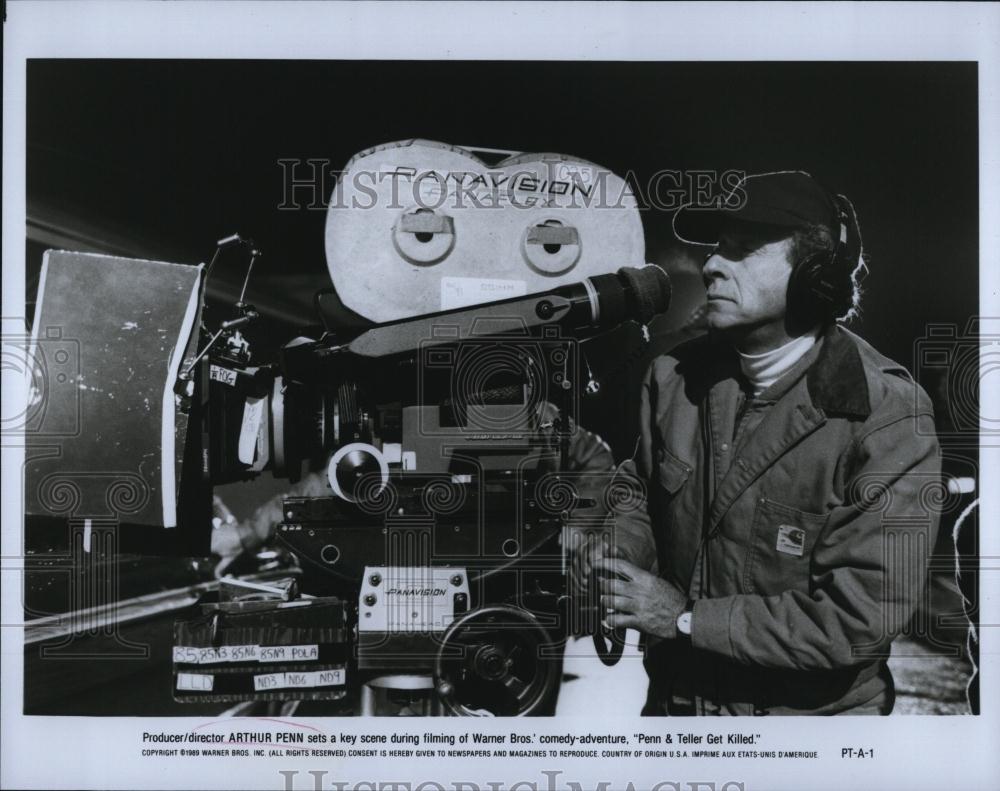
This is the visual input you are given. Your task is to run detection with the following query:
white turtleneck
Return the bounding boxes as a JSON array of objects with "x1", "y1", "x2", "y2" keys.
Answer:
[{"x1": 737, "y1": 330, "x2": 821, "y2": 397}]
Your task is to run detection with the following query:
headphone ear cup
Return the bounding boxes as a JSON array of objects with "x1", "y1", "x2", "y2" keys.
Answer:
[
  {"x1": 789, "y1": 195, "x2": 862, "y2": 324},
  {"x1": 788, "y1": 251, "x2": 834, "y2": 321},
  {"x1": 789, "y1": 244, "x2": 856, "y2": 322}
]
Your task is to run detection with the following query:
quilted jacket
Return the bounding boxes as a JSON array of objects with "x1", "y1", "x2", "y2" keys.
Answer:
[{"x1": 612, "y1": 324, "x2": 941, "y2": 714}]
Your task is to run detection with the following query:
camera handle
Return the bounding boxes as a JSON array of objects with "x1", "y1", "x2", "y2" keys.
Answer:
[{"x1": 176, "y1": 234, "x2": 261, "y2": 390}]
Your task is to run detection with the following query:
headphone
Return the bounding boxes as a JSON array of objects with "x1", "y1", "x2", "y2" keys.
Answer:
[{"x1": 787, "y1": 193, "x2": 863, "y2": 323}]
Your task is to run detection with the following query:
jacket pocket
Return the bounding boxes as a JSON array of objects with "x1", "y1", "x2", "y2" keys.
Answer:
[
  {"x1": 652, "y1": 450, "x2": 694, "y2": 579},
  {"x1": 744, "y1": 497, "x2": 828, "y2": 595},
  {"x1": 656, "y1": 448, "x2": 692, "y2": 495}
]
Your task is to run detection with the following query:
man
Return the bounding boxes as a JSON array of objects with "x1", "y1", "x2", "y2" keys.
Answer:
[{"x1": 588, "y1": 171, "x2": 941, "y2": 715}]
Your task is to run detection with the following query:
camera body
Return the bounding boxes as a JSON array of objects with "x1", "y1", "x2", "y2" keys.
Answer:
[{"x1": 179, "y1": 300, "x2": 605, "y2": 715}]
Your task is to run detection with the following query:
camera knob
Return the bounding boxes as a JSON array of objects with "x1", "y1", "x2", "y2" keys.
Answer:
[{"x1": 523, "y1": 219, "x2": 581, "y2": 275}]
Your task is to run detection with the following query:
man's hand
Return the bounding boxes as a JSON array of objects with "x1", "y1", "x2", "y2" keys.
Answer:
[
  {"x1": 210, "y1": 495, "x2": 259, "y2": 578},
  {"x1": 594, "y1": 557, "x2": 688, "y2": 640},
  {"x1": 567, "y1": 531, "x2": 606, "y2": 595},
  {"x1": 567, "y1": 526, "x2": 658, "y2": 596}
]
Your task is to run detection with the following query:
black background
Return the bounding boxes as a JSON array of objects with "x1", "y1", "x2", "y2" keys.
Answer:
[{"x1": 27, "y1": 60, "x2": 979, "y2": 461}]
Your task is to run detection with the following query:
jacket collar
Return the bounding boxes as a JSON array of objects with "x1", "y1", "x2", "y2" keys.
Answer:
[
  {"x1": 805, "y1": 324, "x2": 871, "y2": 419},
  {"x1": 681, "y1": 323, "x2": 871, "y2": 420}
]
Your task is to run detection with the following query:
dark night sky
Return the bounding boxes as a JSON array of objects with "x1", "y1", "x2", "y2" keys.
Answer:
[{"x1": 26, "y1": 60, "x2": 979, "y2": 458}]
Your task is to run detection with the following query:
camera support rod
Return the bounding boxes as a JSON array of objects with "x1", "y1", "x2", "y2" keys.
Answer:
[{"x1": 345, "y1": 294, "x2": 580, "y2": 359}]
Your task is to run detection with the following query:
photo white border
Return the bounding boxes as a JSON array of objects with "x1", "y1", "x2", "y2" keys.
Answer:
[{"x1": 3, "y1": 2, "x2": 999, "y2": 790}]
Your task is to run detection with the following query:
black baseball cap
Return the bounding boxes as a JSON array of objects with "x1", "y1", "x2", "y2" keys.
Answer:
[{"x1": 673, "y1": 170, "x2": 839, "y2": 246}]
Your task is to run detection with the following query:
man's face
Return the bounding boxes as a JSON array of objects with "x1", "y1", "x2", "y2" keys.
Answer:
[{"x1": 702, "y1": 219, "x2": 795, "y2": 347}]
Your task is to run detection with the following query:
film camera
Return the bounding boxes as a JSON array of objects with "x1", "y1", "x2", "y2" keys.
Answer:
[{"x1": 29, "y1": 141, "x2": 670, "y2": 716}]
